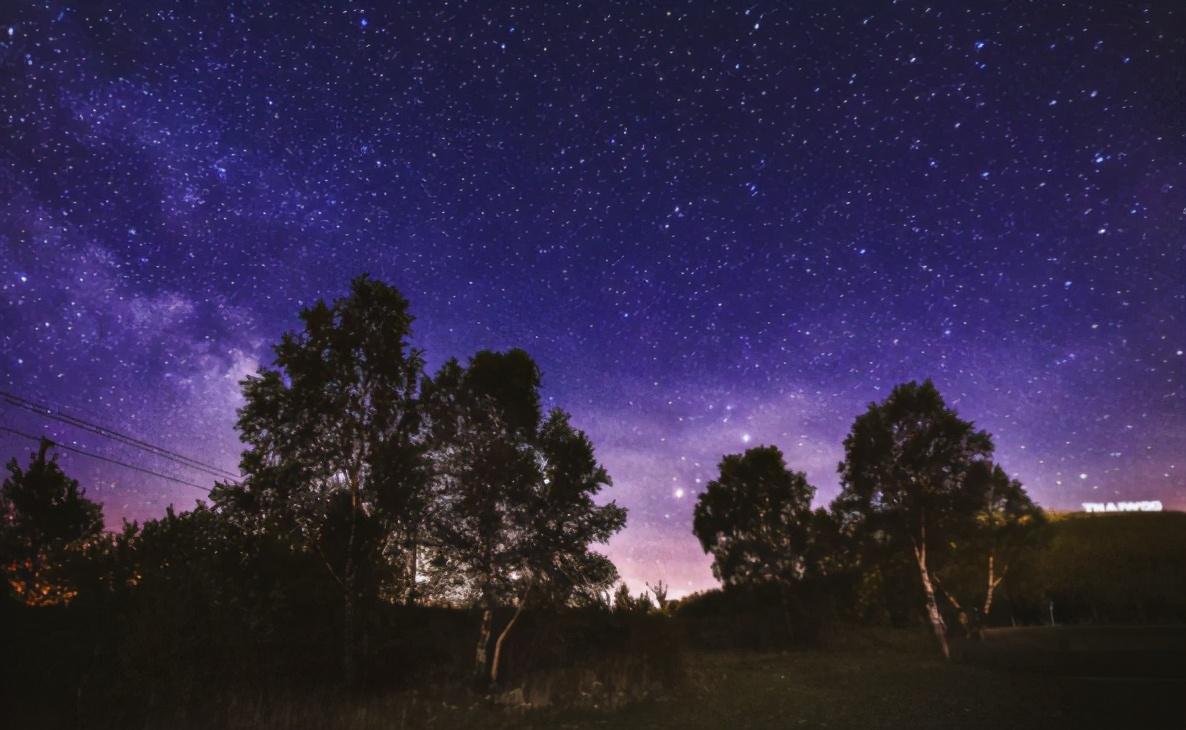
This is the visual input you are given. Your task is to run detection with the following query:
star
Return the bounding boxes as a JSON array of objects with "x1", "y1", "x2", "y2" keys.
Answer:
[{"x1": 1, "y1": 0, "x2": 1180, "y2": 596}]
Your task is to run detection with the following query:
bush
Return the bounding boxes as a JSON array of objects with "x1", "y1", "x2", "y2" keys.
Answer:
[
  {"x1": 674, "y1": 580, "x2": 839, "y2": 650},
  {"x1": 3, "y1": 586, "x2": 685, "y2": 727},
  {"x1": 1003, "y1": 512, "x2": 1186, "y2": 624}
]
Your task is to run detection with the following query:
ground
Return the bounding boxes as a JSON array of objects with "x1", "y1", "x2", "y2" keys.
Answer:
[
  {"x1": 17, "y1": 627, "x2": 1183, "y2": 728},
  {"x1": 531, "y1": 625, "x2": 1186, "y2": 730},
  {"x1": 560, "y1": 636, "x2": 1184, "y2": 729},
  {"x1": 223, "y1": 627, "x2": 1185, "y2": 730}
]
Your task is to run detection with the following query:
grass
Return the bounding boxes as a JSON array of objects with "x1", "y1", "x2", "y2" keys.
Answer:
[
  {"x1": 14, "y1": 627, "x2": 1185, "y2": 728},
  {"x1": 575, "y1": 644, "x2": 1183, "y2": 729},
  {"x1": 535, "y1": 626, "x2": 1186, "y2": 730}
]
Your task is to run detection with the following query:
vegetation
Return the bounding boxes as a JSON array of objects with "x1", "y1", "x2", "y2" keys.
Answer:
[
  {"x1": 692, "y1": 446, "x2": 817, "y2": 589},
  {"x1": 1005, "y1": 511, "x2": 1186, "y2": 624},
  {"x1": 1, "y1": 276, "x2": 1181, "y2": 727},
  {"x1": 212, "y1": 275, "x2": 428, "y2": 685},
  {"x1": 422, "y1": 351, "x2": 626, "y2": 684},
  {"x1": 831, "y1": 380, "x2": 998, "y2": 657},
  {"x1": 0, "y1": 438, "x2": 104, "y2": 605}
]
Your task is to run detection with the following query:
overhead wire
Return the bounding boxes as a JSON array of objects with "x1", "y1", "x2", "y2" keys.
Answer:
[
  {"x1": 0, "y1": 425, "x2": 212, "y2": 492},
  {"x1": 0, "y1": 389, "x2": 240, "y2": 482}
]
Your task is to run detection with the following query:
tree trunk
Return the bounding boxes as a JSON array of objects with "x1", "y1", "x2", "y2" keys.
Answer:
[
  {"x1": 342, "y1": 587, "x2": 356, "y2": 687},
  {"x1": 489, "y1": 595, "x2": 527, "y2": 687},
  {"x1": 342, "y1": 521, "x2": 358, "y2": 687},
  {"x1": 913, "y1": 542, "x2": 950, "y2": 659},
  {"x1": 473, "y1": 604, "x2": 493, "y2": 681},
  {"x1": 982, "y1": 551, "x2": 1006, "y2": 619},
  {"x1": 777, "y1": 583, "x2": 796, "y2": 644},
  {"x1": 343, "y1": 475, "x2": 360, "y2": 687},
  {"x1": 404, "y1": 536, "x2": 418, "y2": 607},
  {"x1": 339, "y1": 471, "x2": 360, "y2": 687},
  {"x1": 935, "y1": 577, "x2": 972, "y2": 639}
]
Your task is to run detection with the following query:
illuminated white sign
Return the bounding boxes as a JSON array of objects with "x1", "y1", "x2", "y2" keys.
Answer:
[{"x1": 1081, "y1": 500, "x2": 1163, "y2": 513}]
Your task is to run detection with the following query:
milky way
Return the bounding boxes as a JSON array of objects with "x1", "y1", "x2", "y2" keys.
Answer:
[{"x1": 2, "y1": 2, "x2": 1183, "y2": 595}]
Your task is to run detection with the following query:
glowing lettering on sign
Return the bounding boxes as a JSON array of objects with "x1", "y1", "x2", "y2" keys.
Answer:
[{"x1": 1081, "y1": 501, "x2": 1163, "y2": 513}]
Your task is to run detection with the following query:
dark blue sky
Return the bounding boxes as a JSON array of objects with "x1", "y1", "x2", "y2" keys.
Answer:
[{"x1": 2, "y1": 1, "x2": 1183, "y2": 593}]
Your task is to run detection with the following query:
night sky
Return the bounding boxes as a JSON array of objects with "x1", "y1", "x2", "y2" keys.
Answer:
[{"x1": 2, "y1": 2, "x2": 1183, "y2": 595}]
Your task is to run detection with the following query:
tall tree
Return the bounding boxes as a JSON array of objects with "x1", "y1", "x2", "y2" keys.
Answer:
[
  {"x1": 424, "y1": 350, "x2": 625, "y2": 686},
  {"x1": 692, "y1": 445, "x2": 817, "y2": 635},
  {"x1": 0, "y1": 439, "x2": 104, "y2": 606},
  {"x1": 948, "y1": 461, "x2": 1045, "y2": 622},
  {"x1": 214, "y1": 275, "x2": 426, "y2": 685},
  {"x1": 693, "y1": 446, "x2": 816, "y2": 587},
  {"x1": 835, "y1": 380, "x2": 994, "y2": 658}
]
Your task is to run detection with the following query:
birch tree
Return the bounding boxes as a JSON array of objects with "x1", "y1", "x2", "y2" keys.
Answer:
[
  {"x1": 218, "y1": 275, "x2": 426, "y2": 685},
  {"x1": 424, "y1": 350, "x2": 625, "y2": 687},
  {"x1": 835, "y1": 380, "x2": 993, "y2": 658},
  {"x1": 939, "y1": 461, "x2": 1045, "y2": 630}
]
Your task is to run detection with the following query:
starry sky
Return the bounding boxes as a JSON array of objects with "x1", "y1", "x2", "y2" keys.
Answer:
[{"x1": 1, "y1": 1, "x2": 1184, "y2": 595}]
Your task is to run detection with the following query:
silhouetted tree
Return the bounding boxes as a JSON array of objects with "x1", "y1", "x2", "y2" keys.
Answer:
[
  {"x1": 214, "y1": 275, "x2": 426, "y2": 684},
  {"x1": 646, "y1": 579, "x2": 670, "y2": 612},
  {"x1": 693, "y1": 446, "x2": 816, "y2": 586},
  {"x1": 971, "y1": 463, "x2": 1044, "y2": 617},
  {"x1": 424, "y1": 350, "x2": 625, "y2": 686},
  {"x1": 827, "y1": 491, "x2": 921, "y2": 626},
  {"x1": 692, "y1": 445, "x2": 818, "y2": 637},
  {"x1": 935, "y1": 461, "x2": 1045, "y2": 632},
  {"x1": 834, "y1": 380, "x2": 994, "y2": 658},
  {"x1": 612, "y1": 582, "x2": 654, "y2": 613},
  {"x1": 524, "y1": 410, "x2": 624, "y2": 602},
  {"x1": 0, "y1": 439, "x2": 104, "y2": 605},
  {"x1": 104, "y1": 503, "x2": 338, "y2": 709}
]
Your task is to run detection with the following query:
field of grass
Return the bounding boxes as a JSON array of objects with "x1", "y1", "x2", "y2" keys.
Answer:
[
  {"x1": 80, "y1": 627, "x2": 1179, "y2": 730},
  {"x1": 548, "y1": 629, "x2": 1184, "y2": 730}
]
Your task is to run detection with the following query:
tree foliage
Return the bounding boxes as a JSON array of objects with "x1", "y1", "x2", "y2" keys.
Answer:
[
  {"x1": 834, "y1": 380, "x2": 997, "y2": 656},
  {"x1": 424, "y1": 349, "x2": 626, "y2": 684},
  {"x1": 0, "y1": 439, "x2": 104, "y2": 606},
  {"x1": 212, "y1": 275, "x2": 427, "y2": 681},
  {"x1": 692, "y1": 445, "x2": 816, "y2": 587},
  {"x1": 946, "y1": 460, "x2": 1046, "y2": 622}
]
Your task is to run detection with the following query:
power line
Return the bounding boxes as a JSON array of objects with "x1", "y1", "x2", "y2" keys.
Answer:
[
  {"x1": 0, "y1": 425, "x2": 211, "y2": 492},
  {"x1": 0, "y1": 390, "x2": 241, "y2": 482},
  {"x1": 0, "y1": 389, "x2": 240, "y2": 480}
]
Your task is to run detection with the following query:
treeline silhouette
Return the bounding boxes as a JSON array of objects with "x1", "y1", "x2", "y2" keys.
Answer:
[{"x1": 2, "y1": 276, "x2": 1183, "y2": 726}]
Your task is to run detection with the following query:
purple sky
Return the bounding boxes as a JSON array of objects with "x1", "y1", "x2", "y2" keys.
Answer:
[{"x1": 2, "y1": 2, "x2": 1183, "y2": 595}]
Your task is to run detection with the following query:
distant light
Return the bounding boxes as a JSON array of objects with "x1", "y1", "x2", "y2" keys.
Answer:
[
  {"x1": 741, "y1": 433, "x2": 751, "y2": 444},
  {"x1": 1082, "y1": 501, "x2": 1162, "y2": 513},
  {"x1": 359, "y1": 17, "x2": 368, "y2": 28},
  {"x1": 673, "y1": 488, "x2": 685, "y2": 499},
  {"x1": 1079, "y1": 473, "x2": 1088, "y2": 479}
]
